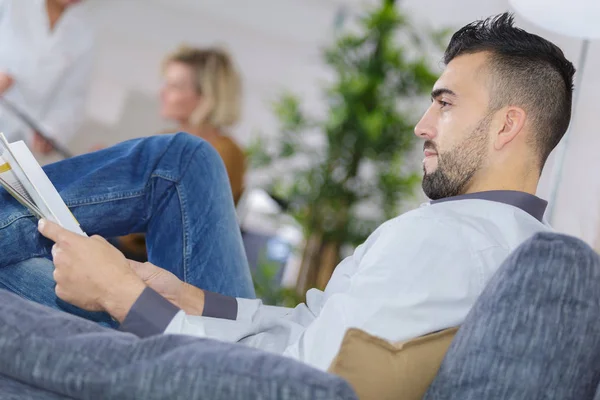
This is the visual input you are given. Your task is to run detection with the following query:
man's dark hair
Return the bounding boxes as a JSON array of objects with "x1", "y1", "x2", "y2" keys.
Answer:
[{"x1": 444, "y1": 12, "x2": 575, "y2": 168}]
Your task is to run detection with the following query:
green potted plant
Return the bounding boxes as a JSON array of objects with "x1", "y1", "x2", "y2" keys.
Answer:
[{"x1": 249, "y1": 0, "x2": 445, "y2": 295}]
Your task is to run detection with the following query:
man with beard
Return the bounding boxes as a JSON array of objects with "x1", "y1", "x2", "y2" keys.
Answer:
[{"x1": 0, "y1": 12, "x2": 577, "y2": 396}]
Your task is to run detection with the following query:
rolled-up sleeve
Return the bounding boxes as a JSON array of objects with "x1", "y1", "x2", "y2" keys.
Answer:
[
  {"x1": 118, "y1": 287, "x2": 180, "y2": 338},
  {"x1": 119, "y1": 289, "x2": 242, "y2": 338},
  {"x1": 202, "y1": 290, "x2": 238, "y2": 320}
]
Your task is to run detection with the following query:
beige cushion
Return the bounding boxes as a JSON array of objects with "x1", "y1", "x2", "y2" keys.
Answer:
[{"x1": 328, "y1": 327, "x2": 458, "y2": 400}]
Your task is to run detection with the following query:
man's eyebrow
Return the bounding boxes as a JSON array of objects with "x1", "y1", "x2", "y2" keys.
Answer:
[{"x1": 430, "y1": 88, "x2": 457, "y2": 100}]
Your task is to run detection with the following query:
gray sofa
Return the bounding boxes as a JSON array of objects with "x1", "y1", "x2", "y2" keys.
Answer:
[{"x1": 2, "y1": 232, "x2": 600, "y2": 399}]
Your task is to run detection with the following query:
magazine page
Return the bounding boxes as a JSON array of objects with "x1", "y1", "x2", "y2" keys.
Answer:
[
  {"x1": 0, "y1": 156, "x2": 37, "y2": 207},
  {"x1": 9, "y1": 141, "x2": 86, "y2": 236},
  {"x1": 0, "y1": 157, "x2": 44, "y2": 218},
  {"x1": 0, "y1": 133, "x2": 55, "y2": 220},
  {"x1": 0, "y1": 132, "x2": 85, "y2": 236}
]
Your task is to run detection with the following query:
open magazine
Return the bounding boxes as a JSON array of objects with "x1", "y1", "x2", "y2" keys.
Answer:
[{"x1": 0, "y1": 132, "x2": 85, "y2": 236}]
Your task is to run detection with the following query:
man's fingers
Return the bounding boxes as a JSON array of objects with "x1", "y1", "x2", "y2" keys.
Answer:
[
  {"x1": 38, "y1": 219, "x2": 78, "y2": 244},
  {"x1": 55, "y1": 284, "x2": 67, "y2": 302},
  {"x1": 128, "y1": 261, "x2": 164, "y2": 282},
  {"x1": 127, "y1": 259, "x2": 145, "y2": 271},
  {"x1": 51, "y1": 244, "x2": 69, "y2": 267},
  {"x1": 90, "y1": 235, "x2": 108, "y2": 244},
  {"x1": 128, "y1": 259, "x2": 149, "y2": 279},
  {"x1": 53, "y1": 266, "x2": 61, "y2": 282}
]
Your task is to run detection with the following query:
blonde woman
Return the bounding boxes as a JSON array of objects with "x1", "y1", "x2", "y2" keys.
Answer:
[
  {"x1": 120, "y1": 46, "x2": 246, "y2": 261},
  {"x1": 160, "y1": 46, "x2": 245, "y2": 204}
]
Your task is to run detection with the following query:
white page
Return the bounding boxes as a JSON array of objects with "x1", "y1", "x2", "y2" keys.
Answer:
[
  {"x1": 0, "y1": 133, "x2": 56, "y2": 221},
  {"x1": 0, "y1": 157, "x2": 37, "y2": 206},
  {"x1": 0, "y1": 140, "x2": 44, "y2": 218},
  {"x1": 0, "y1": 173, "x2": 44, "y2": 219},
  {"x1": 9, "y1": 141, "x2": 86, "y2": 236}
]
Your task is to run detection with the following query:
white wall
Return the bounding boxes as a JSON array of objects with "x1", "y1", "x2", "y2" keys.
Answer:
[
  {"x1": 75, "y1": 0, "x2": 600, "y2": 245},
  {"x1": 78, "y1": 0, "x2": 341, "y2": 148}
]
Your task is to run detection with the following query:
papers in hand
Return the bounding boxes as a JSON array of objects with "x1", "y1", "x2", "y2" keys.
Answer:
[{"x1": 0, "y1": 132, "x2": 85, "y2": 236}]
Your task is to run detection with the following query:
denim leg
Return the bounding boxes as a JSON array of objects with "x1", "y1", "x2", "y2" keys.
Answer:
[
  {"x1": 0, "y1": 258, "x2": 116, "y2": 326},
  {"x1": 424, "y1": 232, "x2": 600, "y2": 400},
  {"x1": 0, "y1": 133, "x2": 254, "y2": 319},
  {"x1": 0, "y1": 289, "x2": 356, "y2": 400}
]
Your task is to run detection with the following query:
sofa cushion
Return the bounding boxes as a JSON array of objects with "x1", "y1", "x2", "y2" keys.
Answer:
[
  {"x1": 424, "y1": 233, "x2": 600, "y2": 400},
  {"x1": 329, "y1": 327, "x2": 458, "y2": 400}
]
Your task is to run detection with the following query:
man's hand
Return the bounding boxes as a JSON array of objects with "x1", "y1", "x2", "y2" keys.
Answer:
[
  {"x1": 32, "y1": 132, "x2": 54, "y2": 154},
  {"x1": 0, "y1": 71, "x2": 14, "y2": 95},
  {"x1": 128, "y1": 260, "x2": 205, "y2": 315},
  {"x1": 38, "y1": 219, "x2": 147, "y2": 322},
  {"x1": 127, "y1": 260, "x2": 184, "y2": 305}
]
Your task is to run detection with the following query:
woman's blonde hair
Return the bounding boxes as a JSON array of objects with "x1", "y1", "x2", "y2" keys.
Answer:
[{"x1": 164, "y1": 45, "x2": 242, "y2": 128}]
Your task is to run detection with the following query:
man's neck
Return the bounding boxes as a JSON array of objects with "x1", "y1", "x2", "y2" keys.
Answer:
[{"x1": 463, "y1": 170, "x2": 540, "y2": 196}]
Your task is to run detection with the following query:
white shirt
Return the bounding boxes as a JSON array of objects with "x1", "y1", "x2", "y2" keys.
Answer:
[
  {"x1": 164, "y1": 197, "x2": 550, "y2": 371},
  {"x1": 0, "y1": 0, "x2": 94, "y2": 147}
]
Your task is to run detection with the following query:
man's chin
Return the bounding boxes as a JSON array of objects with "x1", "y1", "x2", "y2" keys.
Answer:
[
  {"x1": 423, "y1": 167, "x2": 438, "y2": 176},
  {"x1": 421, "y1": 170, "x2": 445, "y2": 200}
]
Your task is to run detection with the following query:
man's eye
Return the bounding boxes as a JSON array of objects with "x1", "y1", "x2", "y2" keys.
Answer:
[{"x1": 438, "y1": 100, "x2": 450, "y2": 108}]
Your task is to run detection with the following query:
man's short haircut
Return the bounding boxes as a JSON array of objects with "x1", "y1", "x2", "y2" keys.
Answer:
[{"x1": 444, "y1": 12, "x2": 576, "y2": 168}]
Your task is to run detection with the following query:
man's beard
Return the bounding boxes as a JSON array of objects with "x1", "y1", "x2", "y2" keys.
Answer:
[{"x1": 421, "y1": 115, "x2": 492, "y2": 200}]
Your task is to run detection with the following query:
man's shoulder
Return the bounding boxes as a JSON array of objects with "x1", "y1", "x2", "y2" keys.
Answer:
[
  {"x1": 377, "y1": 201, "x2": 472, "y2": 230},
  {"x1": 394, "y1": 198, "x2": 548, "y2": 224},
  {"x1": 363, "y1": 205, "x2": 469, "y2": 253},
  {"x1": 376, "y1": 198, "x2": 548, "y2": 247}
]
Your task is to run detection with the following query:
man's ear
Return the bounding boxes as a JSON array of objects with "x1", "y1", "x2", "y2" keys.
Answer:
[{"x1": 493, "y1": 106, "x2": 527, "y2": 150}]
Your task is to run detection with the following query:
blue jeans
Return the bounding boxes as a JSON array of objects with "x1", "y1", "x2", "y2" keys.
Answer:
[
  {"x1": 0, "y1": 289, "x2": 356, "y2": 399},
  {"x1": 425, "y1": 232, "x2": 600, "y2": 399},
  {"x1": 0, "y1": 133, "x2": 255, "y2": 326}
]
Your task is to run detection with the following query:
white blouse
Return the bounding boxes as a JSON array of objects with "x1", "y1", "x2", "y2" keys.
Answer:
[{"x1": 0, "y1": 0, "x2": 94, "y2": 147}]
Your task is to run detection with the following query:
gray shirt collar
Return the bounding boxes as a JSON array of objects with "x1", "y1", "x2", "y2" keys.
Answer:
[{"x1": 430, "y1": 190, "x2": 547, "y2": 222}]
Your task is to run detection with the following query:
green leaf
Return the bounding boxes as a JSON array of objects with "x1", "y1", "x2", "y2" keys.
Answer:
[
  {"x1": 273, "y1": 92, "x2": 307, "y2": 132},
  {"x1": 246, "y1": 137, "x2": 273, "y2": 168},
  {"x1": 360, "y1": 110, "x2": 384, "y2": 141}
]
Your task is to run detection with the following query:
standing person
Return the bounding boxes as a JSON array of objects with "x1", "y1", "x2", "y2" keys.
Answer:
[{"x1": 0, "y1": 0, "x2": 94, "y2": 155}]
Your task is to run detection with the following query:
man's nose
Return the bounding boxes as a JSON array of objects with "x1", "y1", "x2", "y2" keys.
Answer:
[{"x1": 414, "y1": 108, "x2": 436, "y2": 140}]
